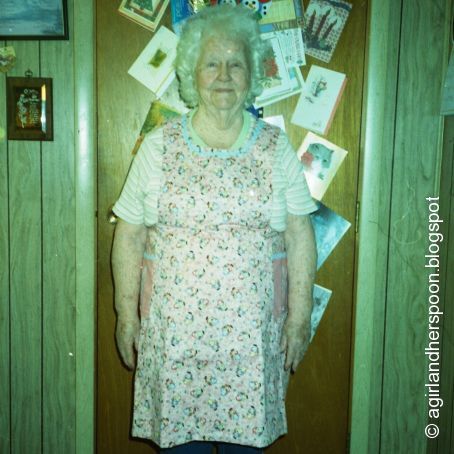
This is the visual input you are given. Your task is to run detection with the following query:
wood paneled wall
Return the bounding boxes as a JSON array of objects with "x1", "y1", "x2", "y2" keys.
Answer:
[
  {"x1": 351, "y1": 0, "x2": 453, "y2": 452},
  {"x1": 0, "y1": 1, "x2": 95, "y2": 453}
]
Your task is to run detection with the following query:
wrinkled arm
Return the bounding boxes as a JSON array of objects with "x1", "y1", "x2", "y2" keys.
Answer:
[
  {"x1": 281, "y1": 214, "x2": 317, "y2": 372},
  {"x1": 111, "y1": 219, "x2": 147, "y2": 369}
]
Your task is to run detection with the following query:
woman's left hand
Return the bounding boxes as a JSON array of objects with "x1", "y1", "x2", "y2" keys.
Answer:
[
  {"x1": 283, "y1": 214, "x2": 317, "y2": 373},
  {"x1": 280, "y1": 313, "x2": 311, "y2": 373}
]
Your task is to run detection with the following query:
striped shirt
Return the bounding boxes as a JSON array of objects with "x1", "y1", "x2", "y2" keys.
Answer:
[{"x1": 113, "y1": 114, "x2": 317, "y2": 232}]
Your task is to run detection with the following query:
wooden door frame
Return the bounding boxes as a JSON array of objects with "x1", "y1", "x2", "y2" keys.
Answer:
[
  {"x1": 74, "y1": 0, "x2": 96, "y2": 453},
  {"x1": 350, "y1": 0, "x2": 401, "y2": 451},
  {"x1": 350, "y1": 0, "x2": 452, "y2": 452}
]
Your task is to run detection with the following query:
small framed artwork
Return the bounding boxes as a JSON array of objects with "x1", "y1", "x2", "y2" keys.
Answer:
[
  {"x1": 0, "y1": 0, "x2": 69, "y2": 40},
  {"x1": 6, "y1": 77, "x2": 54, "y2": 141}
]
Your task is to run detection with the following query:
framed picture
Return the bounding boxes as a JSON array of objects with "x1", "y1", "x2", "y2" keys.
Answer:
[
  {"x1": 6, "y1": 77, "x2": 53, "y2": 141},
  {"x1": 0, "y1": 0, "x2": 69, "y2": 40}
]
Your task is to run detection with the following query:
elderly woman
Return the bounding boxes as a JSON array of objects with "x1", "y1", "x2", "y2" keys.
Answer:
[{"x1": 112, "y1": 5, "x2": 317, "y2": 453}]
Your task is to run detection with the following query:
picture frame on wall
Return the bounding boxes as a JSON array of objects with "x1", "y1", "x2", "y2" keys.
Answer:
[
  {"x1": 0, "y1": 0, "x2": 69, "y2": 40},
  {"x1": 6, "y1": 77, "x2": 54, "y2": 141}
]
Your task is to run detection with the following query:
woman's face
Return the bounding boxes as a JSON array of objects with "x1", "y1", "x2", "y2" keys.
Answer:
[{"x1": 195, "y1": 35, "x2": 250, "y2": 112}]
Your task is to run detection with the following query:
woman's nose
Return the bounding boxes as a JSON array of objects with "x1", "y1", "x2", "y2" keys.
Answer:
[{"x1": 218, "y1": 64, "x2": 232, "y2": 81}]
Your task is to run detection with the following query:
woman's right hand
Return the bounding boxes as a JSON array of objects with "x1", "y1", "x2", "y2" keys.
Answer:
[
  {"x1": 112, "y1": 219, "x2": 147, "y2": 370},
  {"x1": 115, "y1": 314, "x2": 140, "y2": 370}
]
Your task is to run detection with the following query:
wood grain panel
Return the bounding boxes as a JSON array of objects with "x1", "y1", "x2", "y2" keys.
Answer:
[
  {"x1": 41, "y1": 1, "x2": 77, "y2": 450},
  {"x1": 350, "y1": 0, "x2": 402, "y2": 452},
  {"x1": 0, "y1": 55, "x2": 11, "y2": 454},
  {"x1": 381, "y1": 0, "x2": 451, "y2": 452},
  {"x1": 8, "y1": 41, "x2": 42, "y2": 453}
]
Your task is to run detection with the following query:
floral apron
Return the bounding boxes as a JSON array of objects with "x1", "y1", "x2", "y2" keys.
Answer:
[{"x1": 132, "y1": 116, "x2": 289, "y2": 448}]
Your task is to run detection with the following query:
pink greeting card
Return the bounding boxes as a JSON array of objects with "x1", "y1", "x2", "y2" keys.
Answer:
[{"x1": 291, "y1": 65, "x2": 346, "y2": 135}]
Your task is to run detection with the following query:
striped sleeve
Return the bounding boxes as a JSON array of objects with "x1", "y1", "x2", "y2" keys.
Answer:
[
  {"x1": 112, "y1": 128, "x2": 164, "y2": 226},
  {"x1": 271, "y1": 131, "x2": 318, "y2": 231}
]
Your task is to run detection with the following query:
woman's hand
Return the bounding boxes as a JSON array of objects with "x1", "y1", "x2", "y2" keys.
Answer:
[
  {"x1": 283, "y1": 214, "x2": 317, "y2": 373},
  {"x1": 115, "y1": 313, "x2": 140, "y2": 370},
  {"x1": 280, "y1": 314, "x2": 311, "y2": 373},
  {"x1": 111, "y1": 219, "x2": 147, "y2": 370}
]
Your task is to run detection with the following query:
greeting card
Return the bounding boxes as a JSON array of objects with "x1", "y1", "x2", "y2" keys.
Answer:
[
  {"x1": 297, "y1": 131, "x2": 347, "y2": 200},
  {"x1": 259, "y1": 33, "x2": 292, "y2": 97},
  {"x1": 310, "y1": 201, "x2": 351, "y2": 270},
  {"x1": 119, "y1": 0, "x2": 170, "y2": 32},
  {"x1": 263, "y1": 115, "x2": 286, "y2": 131},
  {"x1": 255, "y1": 32, "x2": 305, "y2": 107},
  {"x1": 132, "y1": 101, "x2": 182, "y2": 155},
  {"x1": 276, "y1": 28, "x2": 306, "y2": 67},
  {"x1": 303, "y1": 0, "x2": 352, "y2": 63},
  {"x1": 291, "y1": 65, "x2": 346, "y2": 135},
  {"x1": 128, "y1": 26, "x2": 178, "y2": 98},
  {"x1": 258, "y1": 0, "x2": 296, "y2": 30},
  {"x1": 170, "y1": 0, "x2": 273, "y2": 35},
  {"x1": 310, "y1": 284, "x2": 332, "y2": 341}
]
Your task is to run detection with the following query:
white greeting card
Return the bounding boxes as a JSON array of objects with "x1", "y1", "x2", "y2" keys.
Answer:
[
  {"x1": 128, "y1": 26, "x2": 178, "y2": 98},
  {"x1": 291, "y1": 65, "x2": 346, "y2": 134},
  {"x1": 276, "y1": 28, "x2": 306, "y2": 67},
  {"x1": 263, "y1": 115, "x2": 286, "y2": 131},
  {"x1": 297, "y1": 131, "x2": 347, "y2": 200}
]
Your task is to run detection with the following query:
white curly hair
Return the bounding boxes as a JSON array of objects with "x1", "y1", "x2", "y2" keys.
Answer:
[{"x1": 175, "y1": 4, "x2": 269, "y2": 108}]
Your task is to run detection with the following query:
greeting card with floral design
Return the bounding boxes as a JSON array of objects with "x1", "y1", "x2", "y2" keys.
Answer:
[
  {"x1": 255, "y1": 65, "x2": 304, "y2": 107},
  {"x1": 260, "y1": 33, "x2": 291, "y2": 95}
]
